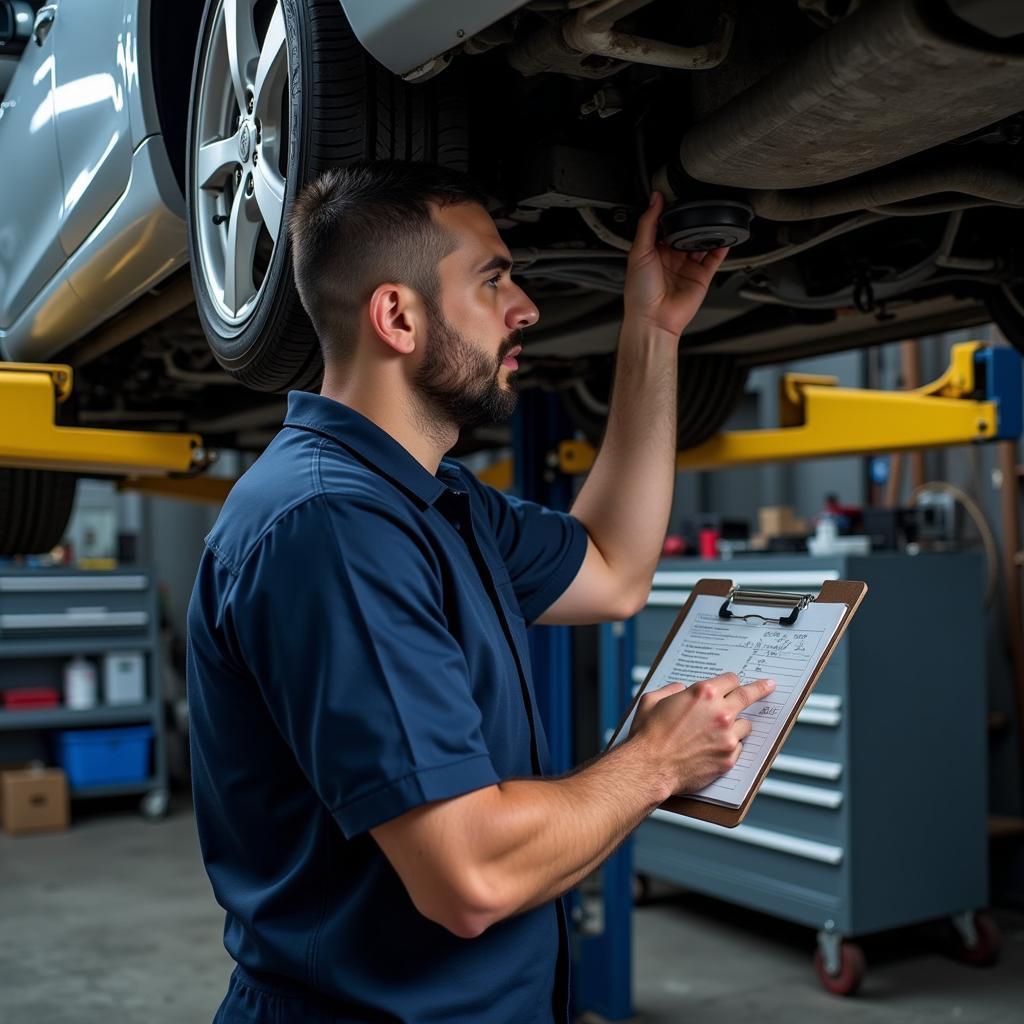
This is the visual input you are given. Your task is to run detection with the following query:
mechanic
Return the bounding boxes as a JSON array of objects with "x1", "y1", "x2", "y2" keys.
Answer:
[{"x1": 186, "y1": 160, "x2": 774, "y2": 1024}]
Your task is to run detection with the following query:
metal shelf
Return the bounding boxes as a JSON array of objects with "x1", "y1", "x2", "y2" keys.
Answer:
[
  {"x1": 0, "y1": 637, "x2": 152, "y2": 659},
  {"x1": 0, "y1": 568, "x2": 167, "y2": 817},
  {"x1": 0, "y1": 703, "x2": 156, "y2": 731},
  {"x1": 69, "y1": 777, "x2": 160, "y2": 799}
]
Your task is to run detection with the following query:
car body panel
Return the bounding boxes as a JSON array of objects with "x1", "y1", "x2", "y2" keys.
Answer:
[
  {"x1": 0, "y1": 11, "x2": 65, "y2": 331},
  {"x1": 2, "y1": 133, "x2": 186, "y2": 363},
  {"x1": 53, "y1": 0, "x2": 134, "y2": 257},
  {"x1": 0, "y1": 0, "x2": 186, "y2": 364},
  {"x1": 338, "y1": 0, "x2": 523, "y2": 75},
  {"x1": 125, "y1": 0, "x2": 163, "y2": 147}
]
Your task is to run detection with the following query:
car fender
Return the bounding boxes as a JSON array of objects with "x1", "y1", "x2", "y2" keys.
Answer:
[{"x1": 338, "y1": 0, "x2": 524, "y2": 76}]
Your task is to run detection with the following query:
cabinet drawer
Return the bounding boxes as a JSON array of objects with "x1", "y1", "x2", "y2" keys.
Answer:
[
  {"x1": 776, "y1": 702, "x2": 846, "y2": 761},
  {"x1": 0, "y1": 574, "x2": 150, "y2": 639},
  {"x1": 742, "y1": 779, "x2": 845, "y2": 843},
  {"x1": 636, "y1": 815, "x2": 846, "y2": 928}
]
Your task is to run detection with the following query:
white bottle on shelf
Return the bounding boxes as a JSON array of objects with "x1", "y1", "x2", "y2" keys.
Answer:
[{"x1": 64, "y1": 655, "x2": 98, "y2": 710}]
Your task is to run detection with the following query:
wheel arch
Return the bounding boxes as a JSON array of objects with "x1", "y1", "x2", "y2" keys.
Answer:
[{"x1": 149, "y1": 0, "x2": 209, "y2": 198}]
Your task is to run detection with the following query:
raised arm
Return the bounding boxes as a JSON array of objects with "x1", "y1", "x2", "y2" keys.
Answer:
[{"x1": 538, "y1": 193, "x2": 728, "y2": 625}]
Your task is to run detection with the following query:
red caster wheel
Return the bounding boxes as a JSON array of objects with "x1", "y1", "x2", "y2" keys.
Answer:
[
  {"x1": 949, "y1": 911, "x2": 1001, "y2": 967},
  {"x1": 814, "y1": 940, "x2": 866, "y2": 996}
]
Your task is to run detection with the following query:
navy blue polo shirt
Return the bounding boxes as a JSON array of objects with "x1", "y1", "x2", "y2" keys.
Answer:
[{"x1": 186, "y1": 391, "x2": 588, "y2": 1024}]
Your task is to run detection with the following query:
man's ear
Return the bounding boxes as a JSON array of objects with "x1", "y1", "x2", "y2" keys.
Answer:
[{"x1": 368, "y1": 283, "x2": 423, "y2": 356}]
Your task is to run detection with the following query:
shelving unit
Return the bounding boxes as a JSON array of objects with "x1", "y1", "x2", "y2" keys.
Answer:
[{"x1": 0, "y1": 568, "x2": 167, "y2": 817}]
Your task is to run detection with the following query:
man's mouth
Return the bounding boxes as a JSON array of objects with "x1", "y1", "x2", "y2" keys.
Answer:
[{"x1": 501, "y1": 345, "x2": 522, "y2": 370}]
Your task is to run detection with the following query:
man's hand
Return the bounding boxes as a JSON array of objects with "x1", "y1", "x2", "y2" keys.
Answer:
[
  {"x1": 627, "y1": 673, "x2": 776, "y2": 795},
  {"x1": 623, "y1": 191, "x2": 728, "y2": 342}
]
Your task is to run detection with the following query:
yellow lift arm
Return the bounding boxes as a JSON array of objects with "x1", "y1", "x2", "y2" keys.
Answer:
[
  {"x1": 1, "y1": 342, "x2": 1019, "y2": 501},
  {"x1": 0, "y1": 363, "x2": 206, "y2": 476},
  {"x1": 557, "y1": 342, "x2": 1022, "y2": 476}
]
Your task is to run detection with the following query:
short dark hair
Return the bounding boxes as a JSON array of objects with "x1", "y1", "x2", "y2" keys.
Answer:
[{"x1": 289, "y1": 161, "x2": 489, "y2": 365}]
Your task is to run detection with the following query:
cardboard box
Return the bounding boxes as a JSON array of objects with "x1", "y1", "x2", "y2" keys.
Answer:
[
  {"x1": 0, "y1": 761, "x2": 33, "y2": 819},
  {"x1": 758, "y1": 505, "x2": 809, "y2": 538},
  {"x1": 1, "y1": 768, "x2": 69, "y2": 836}
]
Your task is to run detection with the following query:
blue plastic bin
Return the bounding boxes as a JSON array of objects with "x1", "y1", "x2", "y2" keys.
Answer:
[{"x1": 55, "y1": 725, "x2": 153, "y2": 789}]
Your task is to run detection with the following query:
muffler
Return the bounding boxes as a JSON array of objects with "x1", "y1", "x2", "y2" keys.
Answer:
[{"x1": 679, "y1": 0, "x2": 1024, "y2": 190}]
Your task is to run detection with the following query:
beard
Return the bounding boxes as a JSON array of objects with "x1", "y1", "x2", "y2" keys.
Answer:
[{"x1": 412, "y1": 302, "x2": 520, "y2": 431}]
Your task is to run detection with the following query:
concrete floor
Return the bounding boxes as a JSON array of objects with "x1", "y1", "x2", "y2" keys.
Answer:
[{"x1": 1, "y1": 798, "x2": 1022, "y2": 1024}]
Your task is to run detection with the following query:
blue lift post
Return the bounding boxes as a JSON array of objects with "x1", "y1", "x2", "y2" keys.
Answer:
[{"x1": 512, "y1": 390, "x2": 636, "y2": 1022}]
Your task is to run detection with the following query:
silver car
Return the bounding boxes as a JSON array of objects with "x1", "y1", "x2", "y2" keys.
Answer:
[{"x1": 1, "y1": 0, "x2": 1023, "y2": 552}]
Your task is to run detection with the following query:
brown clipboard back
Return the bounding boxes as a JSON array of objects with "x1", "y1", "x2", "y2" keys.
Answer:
[{"x1": 610, "y1": 577, "x2": 868, "y2": 829}]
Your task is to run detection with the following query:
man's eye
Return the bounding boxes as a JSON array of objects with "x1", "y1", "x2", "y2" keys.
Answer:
[{"x1": 485, "y1": 274, "x2": 502, "y2": 289}]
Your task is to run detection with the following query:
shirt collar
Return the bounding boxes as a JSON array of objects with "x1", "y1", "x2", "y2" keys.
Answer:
[{"x1": 283, "y1": 392, "x2": 448, "y2": 506}]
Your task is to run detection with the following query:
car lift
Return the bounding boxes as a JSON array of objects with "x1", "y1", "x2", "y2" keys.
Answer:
[
  {"x1": 1, "y1": 342, "x2": 1020, "y2": 1022},
  {"x1": 0, "y1": 362, "x2": 207, "y2": 478}
]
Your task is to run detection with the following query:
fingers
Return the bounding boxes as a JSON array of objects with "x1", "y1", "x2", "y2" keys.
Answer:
[
  {"x1": 694, "y1": 671, "x2": 743, "y2": 698},
  {"x1": 728, "y1": 677, "x2": 776, "y2": 710},
  {"x1": 701, "y1": 246, "x2": 730, "y2": 275},
  {"x1": 639, "y1": 681, "x2": 686, "y2": 709},
  {"x1": 630, "y1": 190, "x2": 664, "y2": 259},
  {"x1": 735, "y1": 718, "x2": 753, "y2": 741}
]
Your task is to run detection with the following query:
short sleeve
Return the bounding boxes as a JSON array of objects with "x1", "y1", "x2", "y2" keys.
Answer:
[
  {"x1": 225, "y1": 495, "x2": 499, "y2": 838},
  {"x1": 460, "y1": 469, "x2": 588, "y2": 625}
]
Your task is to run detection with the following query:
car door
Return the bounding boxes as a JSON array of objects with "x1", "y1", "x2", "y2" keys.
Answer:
[
  {"x1": 50, "y1": 0, "x2": 132, "y2": 258},
  {"x1": 0, "y1": 2, "x2": 67, "y2": 332}
]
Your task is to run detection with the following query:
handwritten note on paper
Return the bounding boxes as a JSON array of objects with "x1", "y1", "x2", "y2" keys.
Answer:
[{"x1": 617, "y1": 594, "x2": 846, "y2": 808}]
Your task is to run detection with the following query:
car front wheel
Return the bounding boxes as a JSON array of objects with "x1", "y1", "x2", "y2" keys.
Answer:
[{"x1": 186, "y1": 0, "x2": 468, "y2": 393}]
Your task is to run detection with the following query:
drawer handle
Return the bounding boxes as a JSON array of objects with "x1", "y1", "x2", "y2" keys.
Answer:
[
  {"x1": 0, "y1": 575, "x2": 147, "y2": 593},
  {"x1": 796, "y1": 707, "x2": 841, "y2": 727},
  {"x1": 805, "y1": 693, "x2": 842, "y2": 711},
  {"x1": 771, "y1": 754, "x2": 842, "y2": 781},
  {"x1": 650, "y1": 809, "x2": 844, "y2": 865},
  {"x1": 0, "y1": 610, "x2": 149, "y2": 630},
  {"x1": 760, "y1": 778, "x2": 842, "y2": 808}
]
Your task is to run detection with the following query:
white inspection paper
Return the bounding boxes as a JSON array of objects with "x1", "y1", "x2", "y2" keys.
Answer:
[{"x1": 616, "y1": 594, "x2": 847, "y2": 808}]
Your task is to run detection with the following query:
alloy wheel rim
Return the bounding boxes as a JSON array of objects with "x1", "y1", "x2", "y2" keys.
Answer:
[{"x1": 193, "y1": 0, "x2": 289, "y2": 326}]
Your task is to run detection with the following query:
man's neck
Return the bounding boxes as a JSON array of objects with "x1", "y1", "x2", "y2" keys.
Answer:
[{"x1": 320, "y1": 377, "x2": 455, "y2": 476}]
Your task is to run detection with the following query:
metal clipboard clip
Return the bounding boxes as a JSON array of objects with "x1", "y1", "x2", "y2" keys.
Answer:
[{"x1": 718, "y1": 587, "x2": 814, "y2": 627}]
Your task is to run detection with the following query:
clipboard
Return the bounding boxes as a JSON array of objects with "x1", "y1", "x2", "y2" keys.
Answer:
[{"x1": 610, "y1": 577, "x2": 867, "y2": 828}]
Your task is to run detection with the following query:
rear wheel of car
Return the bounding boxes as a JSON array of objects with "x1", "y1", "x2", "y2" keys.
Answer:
[
  {"x1": 987, "y1": 283, "x2": 1024, "y2": 354},
  {"x1": 0, "y1": 469, "x2": 78, "y2": 557},
  {"x1": 562, "y1": 355, "x2": 750, "y2": 450},
  {"x1": 186, "y1": 0, "x2": 468, "y2": 392}
]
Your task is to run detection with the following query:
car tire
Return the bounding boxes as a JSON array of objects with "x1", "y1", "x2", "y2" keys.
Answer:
[
  {"x1": 986, "y1": 284, "x2": 1024, "y2": 354},
  {"x1": 0, "y1": 469, "x2": 78, "y2": 557},
  {"x1": 562, "y1": 355, "x2": 749, "y2": 450},
  {"x1": 186, "y1": 0, "x2": 468, "y2": 392}
]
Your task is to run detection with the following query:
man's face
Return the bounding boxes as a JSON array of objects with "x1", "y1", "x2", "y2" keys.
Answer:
[{"x1": 412, "y1": 203, "x2": 540, "y2": 430}]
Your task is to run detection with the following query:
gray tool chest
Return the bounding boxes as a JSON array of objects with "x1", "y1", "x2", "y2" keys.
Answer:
[
  {"x1": 632, "y1": 553, "x2": 990, "y2": 988},
  {"x1": 0, "y1": 568, "x2": 168, "y2": 817}
]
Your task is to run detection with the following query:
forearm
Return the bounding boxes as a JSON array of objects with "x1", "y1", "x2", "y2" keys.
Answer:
[
  {"x1": 570, "y1": 322, "x2": 679, "y2": 603},
  {"x1": 472, "y1": 738, "x2": 669, "y2": 921}
]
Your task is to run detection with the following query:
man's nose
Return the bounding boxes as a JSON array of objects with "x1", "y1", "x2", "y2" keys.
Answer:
[{"x1": 507, "y1": 287, "x2": 540, "y2": 331}]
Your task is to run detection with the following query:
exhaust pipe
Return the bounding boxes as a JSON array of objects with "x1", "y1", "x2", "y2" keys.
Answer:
[{"x1": 680, "y1": 0, "x2": 1024, "y2": 190}]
